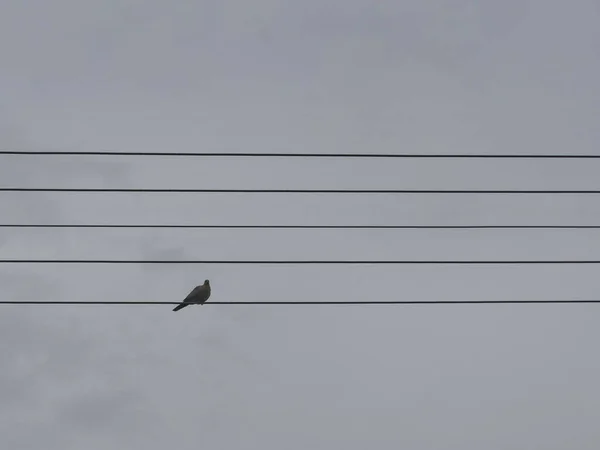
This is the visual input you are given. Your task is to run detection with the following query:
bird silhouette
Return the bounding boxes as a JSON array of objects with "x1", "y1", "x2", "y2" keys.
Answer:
[{"x1": 173, "y1": 280, "x2": 211, "y2": 312}]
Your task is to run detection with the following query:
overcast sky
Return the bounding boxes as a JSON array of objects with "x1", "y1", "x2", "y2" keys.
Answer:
[{"x1": 1, "y1": 1, "x2": 600, "y2": 448}]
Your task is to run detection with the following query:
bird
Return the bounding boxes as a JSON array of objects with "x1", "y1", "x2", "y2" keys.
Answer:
[{"x1": 173, "y1": 280, "x2": 211, "y2": 312}]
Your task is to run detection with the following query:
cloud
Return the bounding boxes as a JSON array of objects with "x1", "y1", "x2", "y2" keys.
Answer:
[{"x1": 1, "y1": 1, "x2": 600, "y2": 448}]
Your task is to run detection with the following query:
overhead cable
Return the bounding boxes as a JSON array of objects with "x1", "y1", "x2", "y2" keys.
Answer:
[{"x1": 1, "y1": 150, "x2": 600, "y2": 159}]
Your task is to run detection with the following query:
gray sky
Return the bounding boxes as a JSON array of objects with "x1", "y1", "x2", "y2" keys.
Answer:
[{"x1": 1, "y1": 1, "x2": 600, "y2": 448}]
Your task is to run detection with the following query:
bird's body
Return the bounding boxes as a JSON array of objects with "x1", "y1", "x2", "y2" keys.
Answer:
[{"x1": 173, "y1": 280, "x2": 211, "y2": 311}]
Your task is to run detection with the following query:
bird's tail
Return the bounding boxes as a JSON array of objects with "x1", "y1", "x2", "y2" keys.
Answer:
[{"x1": 172, "y1": 303, "x2": 188, "y2": 312}]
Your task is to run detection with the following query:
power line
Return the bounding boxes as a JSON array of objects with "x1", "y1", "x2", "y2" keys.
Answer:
[
  {"x1": 2, "y1": 224, "x2": 600, "y2": 229},
  {"x1": 1, "y1": 150, "x2": 600, "y2": 159},
  {"x1": 1, "y1": 188, "x2": 600, "y2": 194},
  {"x1": 1, "y1": 259, "x2": 600, "y2": 264},
  {"x1": 0, "y1": 300, "x2": 599, "y2": 305}
]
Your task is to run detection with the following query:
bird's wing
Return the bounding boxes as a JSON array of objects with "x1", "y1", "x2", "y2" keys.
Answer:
[
  {"x1": 182, "y1": 285, "x2": 204, "y2": 302},
  {"x1": 173, "y1": 285, "x2": 210, "y2": 312}
]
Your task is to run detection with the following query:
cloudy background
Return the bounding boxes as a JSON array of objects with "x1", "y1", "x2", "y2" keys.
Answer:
[{"x1": 1, "y1": 0, "x2": 600, "y2": 448}]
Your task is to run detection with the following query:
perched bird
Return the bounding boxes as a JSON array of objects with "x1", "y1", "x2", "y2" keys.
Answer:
[{"x1": 173, "y1": 280, "x2": 211, "y2": 312}]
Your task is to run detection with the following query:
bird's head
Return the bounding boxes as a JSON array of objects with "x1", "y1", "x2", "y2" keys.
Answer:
[{"x1": 204, "y1": 279, "x2": 210, "y2": 286}]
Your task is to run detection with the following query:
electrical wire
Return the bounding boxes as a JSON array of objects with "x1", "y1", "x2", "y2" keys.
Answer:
[
  {"x1": 1, "y1": 259, "x2": 600, "y2": 264},
  {"x1": 2, "y1": 150, "x2": 600, "y2": 158},
  {"x1": 0, "y1": 300, "x2": 599, "y2": 305},
  {"x1": 1, "y1": 188, "x2": 600, "y2": 194},
  {"x1": 1, "y1": 224, "x2": 600, "y2": 229}
]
